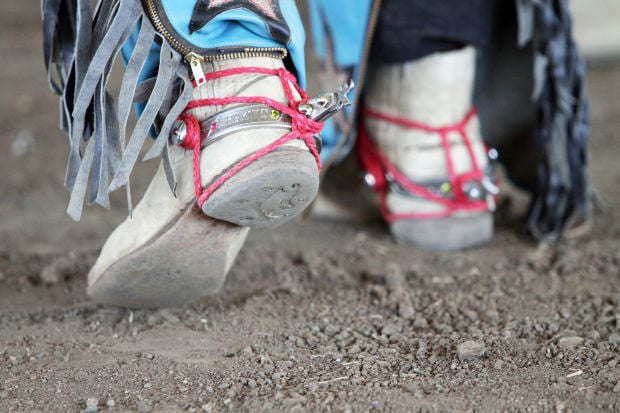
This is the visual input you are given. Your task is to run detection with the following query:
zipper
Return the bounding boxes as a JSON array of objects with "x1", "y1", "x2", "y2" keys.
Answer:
[
  {"x1": 142, "y1": 0, "x2": 288, "y2": 85},
  {"x1": 185, "y1": 52, "x2": 207, "y2": 86}
]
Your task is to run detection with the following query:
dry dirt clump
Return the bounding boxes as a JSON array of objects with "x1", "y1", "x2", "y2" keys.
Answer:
[{"x1": 1, "y1": 2, "x2": 619, "y2": 412}]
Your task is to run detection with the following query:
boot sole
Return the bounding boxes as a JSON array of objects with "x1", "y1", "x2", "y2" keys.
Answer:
[
  {"x1": 87, "y1": 207, "x2": 249, "y2": 308},
  {"x1": 390, "y1": 212, "x2": 493, "y2": 251},
  {"x1": 201, "y1": 147, "x2": 319, "y2": 229}
]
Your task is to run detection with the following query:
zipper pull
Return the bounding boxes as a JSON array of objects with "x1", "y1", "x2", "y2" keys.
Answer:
[{"x1": 186, "y1": 52, "x2": 206, "y2": 86}]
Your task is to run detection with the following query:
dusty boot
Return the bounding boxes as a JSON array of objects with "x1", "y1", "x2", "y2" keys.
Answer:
[
  {"x1": 87, "y1": 57, "x2": 322, "y2": 308},
  {"x1": 186, "y1": 57, "x2": 321, "y2": 228},
  {"x1": 360, "y1": 47, "x2": 498, "y2": 250}
]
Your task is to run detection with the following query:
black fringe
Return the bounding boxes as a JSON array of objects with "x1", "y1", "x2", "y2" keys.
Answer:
[{"x1": 517, "y1": 0, "x2": 591, "y2": 241}]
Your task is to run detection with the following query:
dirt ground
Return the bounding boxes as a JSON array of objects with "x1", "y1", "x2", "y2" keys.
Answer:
[{"x1": 1, "y1": 3, "x2": 618, "y2": 413}]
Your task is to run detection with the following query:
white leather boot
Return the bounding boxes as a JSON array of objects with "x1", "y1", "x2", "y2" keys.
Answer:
[
  {"x1": 87, "y1": 57, "x2": 321, "y2": 307},
  {"x1": 186, "y1": 57, "x2": 320, "y2": 228},
  {"x1": 361, "y1": 47, "x2": 497, "y2": 250}
]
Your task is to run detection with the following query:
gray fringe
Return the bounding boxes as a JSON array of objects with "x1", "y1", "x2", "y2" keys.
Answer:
[
  {"x1": 517, "y1": 0, "x2": 591, "y2": 242},
  {"x1": 42, "y1": 0, "x2": 192, "y2": 220}
]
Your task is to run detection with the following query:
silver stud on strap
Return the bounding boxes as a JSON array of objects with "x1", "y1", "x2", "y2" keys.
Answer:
[
  {"x1": 364, "y1": 172, "x2": 377, "y2": 187},
  {"x1": 170, "y1": 119, "x2": 187, "y2": 145}
]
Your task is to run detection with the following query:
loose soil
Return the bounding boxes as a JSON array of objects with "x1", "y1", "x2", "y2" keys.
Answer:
[{"x1": 1, "y1": 3, "x2": 618, "y2": 412}]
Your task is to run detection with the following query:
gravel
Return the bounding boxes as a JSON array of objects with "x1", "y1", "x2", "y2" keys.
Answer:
[
  {"x1": 82, "y1": 398, "x2": 98, "y2": 413},
  {"x1": 457, "y1": 341, "x2": 487, "y2": 362},
  {"x1": 558, "y1": 336, "x2": 585, "y2": 349}
]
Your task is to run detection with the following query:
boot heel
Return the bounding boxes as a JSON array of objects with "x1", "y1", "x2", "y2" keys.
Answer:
[{"x1": 201, "y1": 148, "x2": 319, "y2": 228}]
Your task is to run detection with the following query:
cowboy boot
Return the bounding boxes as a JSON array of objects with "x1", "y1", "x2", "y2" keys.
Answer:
[
  {"x1": 87, "y1": 56, "x2": 321, "y2": 308},
  {"x1": 360, "y1": 46, "x2": 497, "y2": 250}
]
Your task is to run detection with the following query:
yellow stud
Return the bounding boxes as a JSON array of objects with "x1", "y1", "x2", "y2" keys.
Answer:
[{"x1": 440, "y1": 182, "x2": 452, "y2": 193}]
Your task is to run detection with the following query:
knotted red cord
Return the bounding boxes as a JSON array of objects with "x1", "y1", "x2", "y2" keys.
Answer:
[
  {"x1": 358, "y1": 106, "x2": 489, "y2": 222},
  {"x1": 178, "y1": 67, "x2": 323, "y2": 208}
]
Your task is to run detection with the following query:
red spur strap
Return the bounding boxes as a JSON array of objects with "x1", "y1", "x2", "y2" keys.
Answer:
[
  {"x1": 358, "y1": 106, "x2": 488, "y2": 222},
  {"x1": 178, "y1": 67, "x2": 323, "y2": 208}
]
